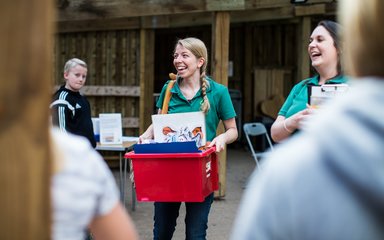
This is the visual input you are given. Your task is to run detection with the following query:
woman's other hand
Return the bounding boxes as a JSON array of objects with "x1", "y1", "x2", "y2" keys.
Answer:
[
  {"x1": 271, "y1": 107, "x2": 315, "y2": 143},
  {"x1": 208, "y1": 134, "x2": 227, "y2": 152},
  {"x1": 138, "y1": 124, "x2": 154, "y2": 144},
  {"x1": 208, "y1": 118, "x2": 238, "y2": 152}
]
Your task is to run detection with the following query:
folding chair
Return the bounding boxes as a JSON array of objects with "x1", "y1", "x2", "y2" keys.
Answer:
[{"x1": 243, "y1": 122, "x2": 274, "y2": 168}]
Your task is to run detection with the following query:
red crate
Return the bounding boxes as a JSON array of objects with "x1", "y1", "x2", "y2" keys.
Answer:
[{"x1": 124, "y1": 147, "x2": 218, "y2": 202}]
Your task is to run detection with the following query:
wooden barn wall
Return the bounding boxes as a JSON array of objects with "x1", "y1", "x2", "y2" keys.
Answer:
[
  {"x1": 151, "y1": 21, "x2": 298, "y2": 130},
  {"x1": 53, "y1": 19, "x2": 315, "y2": 138},
  {"x1": 53, "y1": 30, "x2": 140, "y2": 136},
  {"x1": 240, "y1": 22, "x2": 297, "y2": 123}
]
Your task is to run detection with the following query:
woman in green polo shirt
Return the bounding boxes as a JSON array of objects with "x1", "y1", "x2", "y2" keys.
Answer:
[
  {"x1": 271, "y1": 20, "x2": 347, "y2": 142},
  {"x1": 139, "y1": 37, "x2": 238, "y2": 240}
]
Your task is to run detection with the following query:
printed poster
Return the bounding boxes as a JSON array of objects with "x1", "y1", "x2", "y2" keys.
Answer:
[
  {"x1": 99, "y1": 113, "x2": 123, "y2": 144},
  {"x1": 152, "y1": 111, "x2": 206, "y2": 148}
]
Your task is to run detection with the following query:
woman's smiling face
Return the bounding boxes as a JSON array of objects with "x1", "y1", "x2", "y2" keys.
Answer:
[
  {"x1": 308, "y1": 25, "x2": 338, "y2": 72},
  {"x1": 173, "y1": 44, "x2": 203, "y2": 80}
]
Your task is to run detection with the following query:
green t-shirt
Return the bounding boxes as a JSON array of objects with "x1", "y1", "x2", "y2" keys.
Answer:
[
  {"x1": 156, "y1": 77, "x2": 236, "y2": 141},
  {"x1": 279, "y1": 75, "x2": 347, "y2": 118}
]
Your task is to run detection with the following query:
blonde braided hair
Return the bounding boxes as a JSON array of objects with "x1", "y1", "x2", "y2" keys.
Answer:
[
  {"x1": 176, "y1": 37, "x2": 211, "y2": 113},
  {"x1": 200, "y1": 73, "x2": 210, "y2": 113}
]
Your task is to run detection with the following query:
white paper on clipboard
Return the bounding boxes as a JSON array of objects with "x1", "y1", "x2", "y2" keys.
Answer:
[{"x1": 310, "y1": 84, "x2": 349, "y2": 107}]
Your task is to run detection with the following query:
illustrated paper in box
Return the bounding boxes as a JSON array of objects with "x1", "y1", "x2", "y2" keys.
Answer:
[
  {"x1": 99, "y1": 113, "x2": 123, "y2": 144},
  {"x1": 152, "y1": 111, "x2": 206, "y2": 148}
]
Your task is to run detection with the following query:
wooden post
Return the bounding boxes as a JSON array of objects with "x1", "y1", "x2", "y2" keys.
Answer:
[
  {"x1": 297, "y1": 17, "x2": 311, "y2": 82},
  {"x1": 243, "y1": 25, "x2": 254, "y2": 123},
  {"x1": 211, "y1": 11, "x2": 230, "y2": 198},
  {"x1": 139, "y1": 29, "x2": 155, "y2": 134},
  {"x1": 0, "y1": 0, "x2": 53, "y2": 238}
]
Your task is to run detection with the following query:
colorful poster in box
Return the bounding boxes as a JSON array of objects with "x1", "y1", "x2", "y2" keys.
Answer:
[
  {"x1": 99, "y1": 113, "x2": 123, "y2": 144},
  {"x1": 152, "y1": 111, "x2": 206, "y2": 148}
]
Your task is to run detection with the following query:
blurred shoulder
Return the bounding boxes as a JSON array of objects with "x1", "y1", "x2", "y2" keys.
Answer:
[{"x1": 51, "y1": 127, "x2": 103, "y2": 170}]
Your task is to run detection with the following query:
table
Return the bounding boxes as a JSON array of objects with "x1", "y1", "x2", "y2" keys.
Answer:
[{"x1": 96, "y1": 137, "x2": 138, "y2": 211}]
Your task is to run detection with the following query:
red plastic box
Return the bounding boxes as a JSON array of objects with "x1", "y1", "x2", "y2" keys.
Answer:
[{"x1": 124, "y1": 147, "x2": 218, "y2": 202}]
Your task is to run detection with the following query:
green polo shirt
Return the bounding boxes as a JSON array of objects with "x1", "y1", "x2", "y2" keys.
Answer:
[
  {"x1": 279, "y1": 75, "x2": 347, "y2": 118},
  {"x1": 156, "y1": 77, "x2": 236, "y2": 141}
]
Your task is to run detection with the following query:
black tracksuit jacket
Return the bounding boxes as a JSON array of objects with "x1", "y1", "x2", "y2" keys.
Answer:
[{"x1": 51, "y1": 85, "x2": 96, "y2": 148}]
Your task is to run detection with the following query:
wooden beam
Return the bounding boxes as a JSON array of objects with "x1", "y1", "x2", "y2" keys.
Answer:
[
  {"x1": 207, "y1": 0, "x2": 245, "y2": 11},
  {"x1": 156, "y1": 13, "x2": 212, "y2": 28},
  {"x1": 254, "y1": 0, "x2": 334, "y2": 8},
  {"x1": 231, "y1": 6, "x2": 294, "y2": 22},
  {"x1": 295, "y1": 4, "x2": 326, "y2": 16},
  {"x1": 122, "y1": 117, "x2": 139, "y2": 128},
  {"x1": 211, "y1": 12, "x2": 230, "y2": 86},
  {"x1": 211, "y1": 11, "x2": 230, "y2": 198},
  {"x1": 56, "y1": 0, "x2": 336, "y2": 23},
  {"x1": 294, "y1": 3, "x2": 338, "y2": 17},
  {"x1": 140, "y1": 16, "x2": 171, "y2": 29},
  {"x1": 57, "y1": 2, "x2": 338, "y2": 32},
  {"x1": 57, "y1": 0, "x2": 208, "y2": 22},
  {"x1": 297, "y1": 17, "x2": 311, "y2": 83},
  {"x1": 54, "y1": 85, "x2": 140, "y2": 96},
  {"x1": 139, "y1": 29, "x2": 155, "y2": 134},
  {"x1": 80, "y1": 86, "x2": 140, "y2": 97},
  {"x1": 57, "y1": 17, "x2": 141, "y2": 33},
  {"x1": 248, "y1": 0, "x2": 291, "y2": 8}
]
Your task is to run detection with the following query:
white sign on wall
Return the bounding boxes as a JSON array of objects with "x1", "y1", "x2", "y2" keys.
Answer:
[{"x1": 99, "y1": 113, "x2": 123, "y2": 145}]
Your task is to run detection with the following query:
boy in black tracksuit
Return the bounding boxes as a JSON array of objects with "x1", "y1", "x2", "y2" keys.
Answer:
[{"x1": 51, "y1": 58, "x2": 96, "y2": 148}]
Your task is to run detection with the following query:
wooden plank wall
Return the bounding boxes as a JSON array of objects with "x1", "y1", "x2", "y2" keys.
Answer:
[
  {"x1": 54, "y1": 30, "x2": 140, "y2": 136},
  {"x1": 242, "y1": 22, "x2": 297, "y2": 123},
  {"x1": 254, "y1": 68, "x2": 292, "y2": 118}
]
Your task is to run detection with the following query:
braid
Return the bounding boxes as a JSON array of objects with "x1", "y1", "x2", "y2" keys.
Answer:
[{"x1": 200, "y1": 73, "x2": 210, "y2": 114}]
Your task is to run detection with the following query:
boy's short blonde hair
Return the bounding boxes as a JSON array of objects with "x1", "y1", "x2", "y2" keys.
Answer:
[
  {"x1": 63, "y1": 58, "x2": 87, "y2": 74},
  {"x1": 340, "y1": 0, "x2": 384, "y2": 77}
]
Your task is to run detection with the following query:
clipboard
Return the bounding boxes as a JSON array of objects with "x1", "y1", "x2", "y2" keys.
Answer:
[{"x1": 308, "y1": 84, "x2": 349, "y2": 107}]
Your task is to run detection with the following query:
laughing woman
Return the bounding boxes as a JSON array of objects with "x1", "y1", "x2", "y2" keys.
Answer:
[
  {"x1": 271, "y1": 20, "x2": 347, "y2": 142},
  {"x1": 139, "y1": 37, "x2": 238, "y2": 240}
]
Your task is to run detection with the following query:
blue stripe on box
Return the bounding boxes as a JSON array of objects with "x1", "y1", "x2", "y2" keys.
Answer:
[{"x1": 133, "y1": 141, "x2": 200, "y2": 154}]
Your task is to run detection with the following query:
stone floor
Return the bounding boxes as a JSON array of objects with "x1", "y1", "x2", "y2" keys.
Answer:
[{"x1": 114, "y1": 147, "x2": 256, "y2": 240}]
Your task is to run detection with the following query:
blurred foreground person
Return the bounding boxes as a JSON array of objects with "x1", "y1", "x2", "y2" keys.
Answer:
[
  {"x1": 0, "y1": 0, "x2": 54, "y2": 238},
  {"x1": 231, "y1": 0, "x2": 384, "y2": 239},
  {"x1": 51, "y1": 128, "x2": 138, "y2": 240},
  {"x1": 0, "y1": 0, "x2": 138, "y2": 239}
]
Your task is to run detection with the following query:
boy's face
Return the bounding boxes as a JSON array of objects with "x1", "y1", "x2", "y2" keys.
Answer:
[{"x1": 64, "y1": 65, "x2": 87, "y2": 92}]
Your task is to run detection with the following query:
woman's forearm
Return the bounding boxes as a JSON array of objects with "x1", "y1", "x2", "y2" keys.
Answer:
[
  {"x1": 271, "y1": 116, "x2": 296, "y2": 142},
  {"x1": 223, "y1": 127, "x2": 238, "y2": 145}
]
